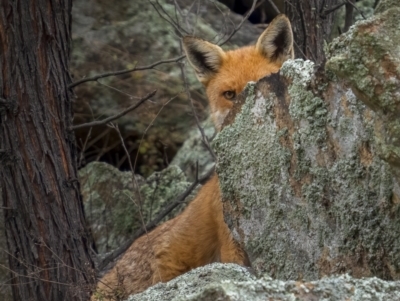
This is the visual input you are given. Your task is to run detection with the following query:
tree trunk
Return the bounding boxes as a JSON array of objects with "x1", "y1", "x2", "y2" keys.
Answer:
[
  {"x1": 0, "y1": 1, "x2": 95, "y2": 300},
  {"x1": 285, "y1": 0, "x2": 341, "y2": 65}
]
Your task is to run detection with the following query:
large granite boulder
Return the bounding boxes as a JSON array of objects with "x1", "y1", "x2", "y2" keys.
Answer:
[
  {"x1": 128, "y1": 263, "x2": 400, "y2": 301},
  {"x1": 326, "y1": 0, "x2": 400, "y2": 182},
  {"x1": 79, "y1": 161, "x2": 196, "y2": 254},
  {"x1": 214, "y1": 57, "x2": 400, "y2": 281}
]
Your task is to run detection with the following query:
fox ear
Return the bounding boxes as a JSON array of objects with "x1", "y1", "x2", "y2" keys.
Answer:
[
  {"x1": 182, "y1": 37, "x2": 225, "y2": 83},
  {"x1": 256, "y1": 14, "x2": 294, "y2": 65}
]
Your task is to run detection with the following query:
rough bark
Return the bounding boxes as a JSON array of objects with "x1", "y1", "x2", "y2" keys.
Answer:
[
  {"x1": 0, "y1": 1, "x2": 95, "y2": 300},
  {"x1": 213, "y1": 1, "x2": 400, "y2": 280},
  {"x1": 285, "y1": 0, "x2": 341, "y2": 65}
]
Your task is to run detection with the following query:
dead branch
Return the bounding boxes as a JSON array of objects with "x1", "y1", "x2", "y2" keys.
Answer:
[
  {"x1": 68, "y1": 56, "x2": 184, "y2": 89},
  {"x1": 343, "y1": 1, "x2": 354, "y2": 32},
  {"x1": 178, "y1": 61, "x2": 216, "y2": 160},
  {"x1": 219, "y1": 0, "x2": 258, "y2": 46},
  {"x1": 69, "y1": 0, "x2": 257, "y2": 90},
  {"x1": 149, "y1": 0, "x2": 189, "y2": 37},
  {"x1": 265, "y1": 0, "x2": 281, "y2": 15},
  {"x1": 345, "y1": 0, "x2": 366, "y2": 20},
  {"x1": 97, "y1": 164, "x2": 215, "y2": 272},
  {"x1": 321, "y1": 2, "x2": 346, "y2": 17},
  {"x1": 70, "y1": 90, "x2": 156, "y2": 130}
]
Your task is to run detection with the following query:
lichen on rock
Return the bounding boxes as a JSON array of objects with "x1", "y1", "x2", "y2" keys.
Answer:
[
  {"x1": 326, "y1": 1, "x2": 400, "y2": 180},
  {"x1": 127, "y1": 263, "x2": 255, "y2": 301},
  {"x1": 79, "y1": 162, "x2": 194, "y2": 253},
  {"x1": 171, "y1": 117, "x2": 216, "y2": 181},
  {"x1": 213, "y1": 58, "x2": 400, "y2": 281},
  {"x1": 127, "y1": 263, "x2": 400, "y2": 301}
]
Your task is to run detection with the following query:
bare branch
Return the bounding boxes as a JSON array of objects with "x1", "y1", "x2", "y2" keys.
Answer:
[
  {"x1": 219, "y1": 0, "x2": 258, "y2": 46},
  {"x1": 68, "y1": 56, "x2": 184, "y2": 89},
  {"x1": 109, "y1": 123, "x2": 147, "y2": 235},
  {"x1": 343, "y1": 2, "x2": 354, "y2": 32},
  {"x1": 69, "y1": 0, "x2": 258, "y2": 90},
  {"x1": 265, "y1": 0, "x2": 281, "y2": 15},
  {"x1": 70, "y1": 90, "x2": 156, "y2": 130},
  {"x1": 345, "y1": 0, "x2": 367, "y2": 20},
  {"x1": 97, "y1": 165, "x2": 215, "y2": 271},
  {"x1": 321, "y1": 2, "x2": 346, "y2": 17},
  {"x1": 178, "y1": 61, "x2": 217, "y2": 161},
  {"x1": 149, "y1": 0, "x2": 188, "y2": 37}
]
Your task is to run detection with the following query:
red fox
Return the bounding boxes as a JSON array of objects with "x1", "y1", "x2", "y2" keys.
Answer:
[{"x1": 92, "y1": 14, "x2": 293, "y2": 300}]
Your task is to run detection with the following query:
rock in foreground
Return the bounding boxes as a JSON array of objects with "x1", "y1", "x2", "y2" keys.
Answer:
[{"x1": 128, "y1": 263, "x2": 400, "y2": 301}]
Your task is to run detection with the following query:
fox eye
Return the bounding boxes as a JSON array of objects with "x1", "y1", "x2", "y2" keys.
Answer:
[{"x1": 223, "y1": 90, "x2": 236, "y2": 100}]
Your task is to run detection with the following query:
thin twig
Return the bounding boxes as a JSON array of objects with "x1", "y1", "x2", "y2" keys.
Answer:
[
  {"x1": 321, "y1": 2, "x2": 346, "y2": 17},
  {"x1": 293, "y1": 39, "x2": 308, "y2": 60},
  {"x1": 219, "y1": 0, "x2": 258, "y2": 46},
  {"x1": 110, "y1": 123, "x2": 146, "y2": 226},
  {"x1": 68, "y1": 57, "x2": 184, "y2": 89},
  {"x1": 132, "y1": 94, "x2": 179, "y2": 175},
  {"x1": 178, "y1": 61, "x2": 217, "y2": 160},
  {"x1": 70, "y1": 90, "x2": 156, "y2": 130},
  {"x1": 149, "y1": 0, "x2": 188, "y2": 37},
  {"x1": 265, "y1": 0, "x2": 281, "y2": 15},
  {"x1": 69, "y1": 0, "x2": 256, "y2": 90},
  {"x1": 97, "y1": 165, "x2": 214, "y2": 271},
  {"x1": 343, "y1": 2, "x2": 354, "y2": 32},
  {"x1": 298, "y1": 2, "x2": 308, "y2": 59},
  {"x1": 78, "y1": 127, "x2": 92, "y2": 167},
  {"x1": 345, "y1": 0, "x2": 366, "y2": 20},
  {"x1": 96, "y1": 80, "x2": 139, "y2": 99}
]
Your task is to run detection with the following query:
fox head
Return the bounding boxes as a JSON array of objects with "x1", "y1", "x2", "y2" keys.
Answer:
[{"x1": 183, "y1": 14, "x2": 294, "y2": 131}]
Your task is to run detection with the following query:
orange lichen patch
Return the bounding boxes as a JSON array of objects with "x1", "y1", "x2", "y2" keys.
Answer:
[
  {"x1": 381, "y1": 53, "x2": 399, "y2": 80},
  {"x1": 317, "y1": 245, "x2": 377, "y2": 279},
  {"x1": 295, "y1": 281, "x2": 315, "y2": 291},
  {"x1": 288, "y1": 173, "x2": 313, "y2": 200},
  {"x1": 315, "y1": 149, "x2": 328, "y2": 167},
  {"x1": 326, "y1": 126, "x2": 342, "y2": 157},
  {"x1": 362, "y1": 107, "x2": 375, "y2": 122},
  {"x1": 392, "y1": 193, "x2": 400, "y2": 205},
  {"x1": 293, "y1": 281, "x2": 317, "y2": 300},
  {"x1": 341, "y1": 95, "x2": 354, "y2": 118},
  {"x1": 359, "y1": 142, "x2": 373, "y2": 167},
  {"x1": 317, "y1": 247, "x2": 333, "y2": 278}
]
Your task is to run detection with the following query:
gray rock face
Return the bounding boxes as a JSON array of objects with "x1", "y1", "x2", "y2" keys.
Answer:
[
  {"x1": 326, "y1": 0, "x2": 400, "y2": 182},
  {"x1": 213, "y1": 58, "x2": 400, "y2": 281},
  {"x1": 79, "y1": 162, "x2": 195, "y2": 254},
  {"x1": 171, "y1": 118, "x2": 216, "y2": 181},
  {"x1": 128, "y1": 263, "x2": 400, "y2": 301},
  {"x1": 126, "y1": 263, "x2": 255, "y2": 301}
]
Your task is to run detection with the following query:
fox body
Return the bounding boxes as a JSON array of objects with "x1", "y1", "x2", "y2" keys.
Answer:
[{"x1": 92, "y1": 15, "x2": 294, "y2": 300}]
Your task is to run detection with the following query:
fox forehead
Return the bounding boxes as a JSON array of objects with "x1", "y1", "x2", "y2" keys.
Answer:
[
  {"x1": 183, "y1": 14, "x2": 293, "y2": 130},
  {"x1": 206, "y1": 46, "x2": 281, "y2": 94}
]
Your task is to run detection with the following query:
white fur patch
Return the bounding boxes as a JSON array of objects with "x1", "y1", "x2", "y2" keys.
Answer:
[{"x1": 212, "y1": 110, "x2": 229, "y2": 131}]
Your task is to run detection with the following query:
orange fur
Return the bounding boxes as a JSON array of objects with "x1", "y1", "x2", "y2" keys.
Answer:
[
  {"x1": 92, "y1": 15, "x2": 293, "y2": 300},
  {"x1": 205, "y1": 47, "x2": 282, "y2": 129}
]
